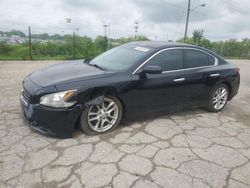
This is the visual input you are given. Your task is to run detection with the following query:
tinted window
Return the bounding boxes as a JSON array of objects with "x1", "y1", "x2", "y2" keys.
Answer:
[
  {"x1": 183, "y1": 49, "x2": 214, "y2": 68},
  {"x1": 208, "y1": 55, "x2": 215, "y2": 65},
  {"x1": 147, "y1": 49, "x2": 182, "y2": 71}
]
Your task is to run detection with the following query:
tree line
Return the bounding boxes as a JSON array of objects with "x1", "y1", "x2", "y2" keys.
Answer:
[
  {"x1": 177, "y1": 30, "x2": 250, "y2": 59},
  {"x1": 0, "y1": 29, "x2": 249, "y2": 60}
]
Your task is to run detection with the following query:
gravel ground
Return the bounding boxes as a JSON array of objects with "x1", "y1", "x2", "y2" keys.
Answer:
[{"x1": 0, "y1": 60, "x2": 250, "y2": 188}]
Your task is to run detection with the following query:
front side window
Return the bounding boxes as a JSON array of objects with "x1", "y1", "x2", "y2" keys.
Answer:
[
  {"x1": 183, "y1": 49, "x2": 215, "y2": 68},
  {"x1": 146, "y1": 49, "x2": 182, "y2": 71}
]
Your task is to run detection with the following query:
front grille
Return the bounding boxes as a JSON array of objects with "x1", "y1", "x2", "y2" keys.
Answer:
[{"x1": 21, "y1": 88, "x2": 30, "y2": 107}]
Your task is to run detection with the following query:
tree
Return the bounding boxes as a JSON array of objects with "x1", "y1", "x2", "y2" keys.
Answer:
[
  {"x1": 1, "y1": 29, "x2": 250, "y2": 60},
  {"x1": 94, "y1": 36, "x2": 108, "y2": 52},
  {"x1": 32, "y1": 33, "x2": 49, "y2": 40},
  {"x1": 192, "y1": 30, "x2": 203, "y2": 45},
  {"x1": 5, "y1": 30, "x2": 26, "y2": 37},
  {"x1": 199, "y1": 38, "x2": 211, "y2": 49}
]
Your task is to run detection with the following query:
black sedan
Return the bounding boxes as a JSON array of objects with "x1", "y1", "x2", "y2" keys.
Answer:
[{"x1": 20, "y1": 41, "x2": 240, "y2": 138}]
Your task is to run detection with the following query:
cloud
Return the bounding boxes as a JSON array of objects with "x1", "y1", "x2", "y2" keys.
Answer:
[{"x1": 0, "y1": 0, "x2": 249, "y2": 41}]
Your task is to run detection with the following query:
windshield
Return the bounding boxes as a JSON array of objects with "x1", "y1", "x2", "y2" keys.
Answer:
[{"x1": 89, "y1": 45, "x2": 153, "y2": 71}]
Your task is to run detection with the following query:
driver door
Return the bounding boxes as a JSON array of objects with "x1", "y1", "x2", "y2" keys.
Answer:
[{"x1": 122, "y1": 49, "x2": 186, "y2": 118}]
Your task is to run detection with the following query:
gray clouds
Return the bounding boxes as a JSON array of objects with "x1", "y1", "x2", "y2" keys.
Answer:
[{"x1": 0, "y1": 0, "x2": 249, "y2": 41}]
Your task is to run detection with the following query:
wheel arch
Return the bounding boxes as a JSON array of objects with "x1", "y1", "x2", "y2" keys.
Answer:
[
  {"x1": 222, "y1": 81, "x2": 232, "y2": 99},
  {"x1": 210, "y1": 80, "x2": 232, "y2": 101},
  {"x1": 217, "y1": 80, "x2": 233, "y2": 100},
  {"x1": 102, "y1": 87, "x2": 127, "y2": 118},
  {"x1": 74, "y1": 86, "x2": 126, "y2": 129}
]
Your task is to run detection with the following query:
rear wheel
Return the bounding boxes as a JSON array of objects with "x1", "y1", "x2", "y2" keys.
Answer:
[
  {"x1": 207, "y1": 84, "x2": 229, "y2": 112},
  {"x1": 80, "y1": 96, "x2": 123, "y2": 135}
]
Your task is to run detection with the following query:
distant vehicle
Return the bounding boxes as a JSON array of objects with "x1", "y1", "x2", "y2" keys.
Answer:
[{"x1": 20, "y1": 41, "x2": 240, "y2": 138}]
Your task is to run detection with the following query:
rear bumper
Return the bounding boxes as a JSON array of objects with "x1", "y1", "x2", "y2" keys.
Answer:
[
  {"x1": 229, "y1": 74, "x2": 240, "y2": 100},
  {"x1": 21, "y1": 100, "x2": 81, "y2": 138}
]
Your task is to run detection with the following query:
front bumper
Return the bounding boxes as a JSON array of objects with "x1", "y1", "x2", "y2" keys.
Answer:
[{"x1": 20, "y1": 100, "x2": 81, "y2": 138}]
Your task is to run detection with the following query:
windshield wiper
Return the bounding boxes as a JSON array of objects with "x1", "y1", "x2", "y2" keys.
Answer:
[{"x1": 88, "y1": 63, "x2": 107, "y2": 71}]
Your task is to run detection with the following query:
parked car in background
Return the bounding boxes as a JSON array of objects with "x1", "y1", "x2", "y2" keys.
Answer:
[{"x1": 20, "y1": 41, "x2": 240, "y2": 138}]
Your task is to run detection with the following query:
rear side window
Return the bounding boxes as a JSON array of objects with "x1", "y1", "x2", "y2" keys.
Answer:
[
  {"x1": 147, "y1": 49, "x2": 182, "y2": 71},
  {"x1": 208, "y1": 55, "x2": 215, "y2": 65},
  {"x1": 183, "y1": 49, "x2": 215, "y2": 68}
]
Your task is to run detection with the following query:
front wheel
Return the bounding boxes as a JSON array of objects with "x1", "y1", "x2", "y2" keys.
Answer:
[
  {"x1": 206, "y1": 84, "x2": 229, "y2": 112},
  {"x1": 80, "y1": 96, "x2": 123, "y2": 135}
]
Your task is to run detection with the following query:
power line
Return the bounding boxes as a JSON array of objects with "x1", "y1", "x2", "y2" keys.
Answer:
[
  {"x1": 157, "y1": 0, "x2": 208, "y2": 17},
  {"x1": 157, "y1": 0, "x2": 185, "y2": 9},
  {"x1": 210, "y1": 0, "x2": 250, "y2": 15},
  {"x1": 220, "y1": 0, "x2": 250, "y2": 13}
]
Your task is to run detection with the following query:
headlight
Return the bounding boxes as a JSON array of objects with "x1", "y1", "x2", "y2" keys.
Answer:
[{"x1": 40, "y1": 90, "x2": 77, "y2": 108}]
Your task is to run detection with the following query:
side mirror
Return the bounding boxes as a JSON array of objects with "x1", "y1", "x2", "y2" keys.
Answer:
[
  {"x1": 139, "y1": 65, "x2": 162, "y2": 74},
  {"x1": 83, "y1": 58, "x2": 92, "y2": 64}
]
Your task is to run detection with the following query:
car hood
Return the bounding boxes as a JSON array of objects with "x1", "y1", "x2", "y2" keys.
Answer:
[{"x1": 29, "y1": 60, "x2": 114, "y2": 87}]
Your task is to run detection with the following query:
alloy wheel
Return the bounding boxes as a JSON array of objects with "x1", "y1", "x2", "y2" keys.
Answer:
[
  {"x1": 87, "y1": 97, "x2": 119, "y2": 132},
  {"x1": 212, "y1": 87, "x2": 228, "y2": 110}
]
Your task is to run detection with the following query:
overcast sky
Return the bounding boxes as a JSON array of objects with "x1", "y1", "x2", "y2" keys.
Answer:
[{"x1": 0, "y1": 0, "x2": 250, "y2": 41}]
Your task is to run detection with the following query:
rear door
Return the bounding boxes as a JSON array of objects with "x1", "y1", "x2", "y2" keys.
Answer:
[{"x1": 181, "y1": 49, "x2": 218, "y2": 107}]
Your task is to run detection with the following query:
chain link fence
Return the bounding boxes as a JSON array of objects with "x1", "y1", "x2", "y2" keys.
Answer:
[
  {"x1": 0, "y1": 26, "x2": 151, "y2": 61},
  {"x1": 0, "y1": 27, "x2": 250, "y2": 60}
]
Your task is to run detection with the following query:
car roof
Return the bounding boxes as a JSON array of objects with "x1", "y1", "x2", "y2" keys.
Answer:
[
  {"x1": 124, "y1": 41, "x2": 223, "y2": 61},
  {"x1": 127, "y1": 41, "x2": 200, "y2": 50}
]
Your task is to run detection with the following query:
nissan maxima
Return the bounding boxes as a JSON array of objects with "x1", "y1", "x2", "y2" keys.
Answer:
[{"x1": 20, "y1": 41, "x2": 240, "y2": 138}]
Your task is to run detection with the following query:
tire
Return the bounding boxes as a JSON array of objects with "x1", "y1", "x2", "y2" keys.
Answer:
[
  {"x1": 80, "y1": 95, "x2": 123, "y2": 135},
  {"x1": 206, "y1": 83, "x2": 229, "y2": 112}
]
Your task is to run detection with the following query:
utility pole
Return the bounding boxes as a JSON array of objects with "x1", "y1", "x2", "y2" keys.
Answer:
[
  {"x1": 220, "y1": 42, "x2": 224, "y2": 56},
  {"x1": 28, "y1": 26, "x2": 32, "y2": 60},
  {"x1": 103, "y1": 24, "x2": 109, "y2": 50},
  {"x1": 103, "y1": 24, "x2": 108, "y2": 38},
  {"x1": 107, "y1": 24, "x2": 110, "y2": 50},
  {"x1": 72, "y1": 31, "x2": 75, "y2": 59},
  {"x1": 184, "y1": 0, "x2": 191, "y2": 43},
  {"x1": 134, "y1": 22, "x2": 139, "y2": 40},
  {"x1": 75, "y1": 28, "x2": 79, "y2": 35}
]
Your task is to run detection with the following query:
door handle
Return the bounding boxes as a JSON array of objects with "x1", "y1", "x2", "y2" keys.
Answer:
[
  {"x1": 210, "y1": 73, "x2": 220, "y2": 77},
  {"x1": 173, "y1": 78, "x2": 185, "y2": 82}
]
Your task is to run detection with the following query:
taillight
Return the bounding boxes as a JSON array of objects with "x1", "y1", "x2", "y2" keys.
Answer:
[{"x1": 236, "y1": 67, "x2": 240, "y2": 73}]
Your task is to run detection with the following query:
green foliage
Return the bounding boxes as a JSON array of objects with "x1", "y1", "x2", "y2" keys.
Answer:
[
  {"x1": 176, "y1": 30, "x2": 250, "y2": 59},
  {"x1": 0, "y1": 31, "x2": 150, "y2": 61},
  {"x1": 0, "y1": 28, "x2": 249, "y2": 60},
  {"x1": 31, "y1": 33, "x2": 64, "y2": 41},
  {"x1": 110, "y1": 35, "x2": 149, "y2": 46},
  {"x1": 192, "y1": 30, "x2": 203, "y2": 45},
  {"x1": 94, "y1": 36, "x2": 108, "y2": 52},
  {"x1": 0, "y1": 43, "x2": 30, "y2": 60},
  {"x1": 31, "y1": 33, "x2": 49, "y2": 40},
  {"x1": 2, "y1": 30, "x2": 26, "y2": 37}
]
